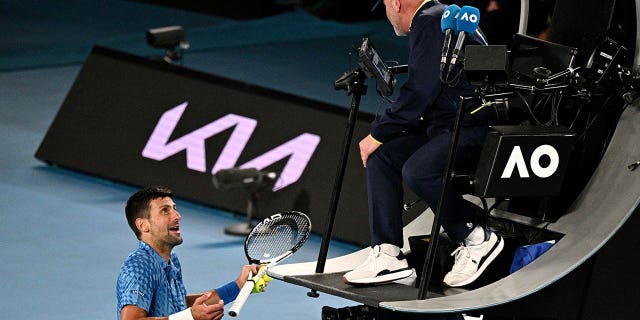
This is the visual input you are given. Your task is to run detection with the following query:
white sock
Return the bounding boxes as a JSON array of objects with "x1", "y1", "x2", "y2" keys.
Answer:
[
  {"x1": 464, "y1": 226, "x2": 486, "y2": 246},
  {"x1": 379, "y1": 243, "x2": 401, "y2": 256}
]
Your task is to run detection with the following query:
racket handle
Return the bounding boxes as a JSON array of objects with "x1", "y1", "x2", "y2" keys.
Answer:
[
  {"x1": 228, "y1": 280, "x2": 254, "y2": 317},
  {"x1": 228, "y1": 267, "x2": 269, "y2": 317},
  {"x1": 229, "y1": 268, "x2": 266, "y2": 317}
]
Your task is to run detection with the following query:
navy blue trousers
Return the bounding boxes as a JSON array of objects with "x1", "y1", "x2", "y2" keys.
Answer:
[{"x1": 366, "y1": 125, "x2": 488, "y2": 246}]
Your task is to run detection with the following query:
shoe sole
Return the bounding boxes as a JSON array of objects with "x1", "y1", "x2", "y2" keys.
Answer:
[
  {"x1": 446, "y1": 235, "x2": 505, "y2": 287},
  {"x1": 343, "y1": 268, "x2": 414, "y2": 285}
]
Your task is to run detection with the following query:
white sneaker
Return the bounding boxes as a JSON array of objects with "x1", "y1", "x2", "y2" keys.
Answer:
[
  {"x1": 343, "y1": 244, "x2": 414, "y2": 285},
  {"x1": 443, "y1": 231, "x2": 504, "y2": 287}
]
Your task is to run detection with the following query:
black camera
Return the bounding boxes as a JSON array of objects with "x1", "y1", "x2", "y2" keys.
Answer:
[
  {"x1": 321, "y1": 305, "x2": 375, "y2": 320},
  {"x1": 145, "y1": 25, "x2": 188, "y2": 50},
  {"x1": 212, "y1": 168, "x2": 277, "y2": 191}
]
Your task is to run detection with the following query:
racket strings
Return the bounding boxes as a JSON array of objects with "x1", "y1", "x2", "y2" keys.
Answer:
[{"x1": 245, "y1": 214, "x2": 310, "y2": 261}]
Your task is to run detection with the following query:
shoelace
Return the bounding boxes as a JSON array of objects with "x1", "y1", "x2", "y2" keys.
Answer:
[
  {"x1": 450, "y1": 245, "x2": 471, "y2": 270},
  {"x1": 357, "y1": 245, "x2": 382, "y2": 271},
  {"x1": 369, "y1": 245, "x2": 381, "y2": 258}
]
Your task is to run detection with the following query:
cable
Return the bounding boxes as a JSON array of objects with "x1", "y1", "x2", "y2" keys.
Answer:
[
  {"x1": 573, "y1": 94, "x2": 615, "y2": 143},
  {"x1": 442, "y1": 64, "x2": 466, "y2": 87},
  {"x1": 529, "y1": 221, "x2": 552, "y2": 244},
  {"x1": 568, "y1": 102, "x2": 584, "y2": 130},
  {"x1": 516, "y1": 91, "x2": 545, "y2": 125}
]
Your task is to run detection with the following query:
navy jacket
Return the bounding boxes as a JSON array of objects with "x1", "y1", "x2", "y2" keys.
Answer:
[{"x1": 370, "y1": 0, "x2": 489, "y2": 143}]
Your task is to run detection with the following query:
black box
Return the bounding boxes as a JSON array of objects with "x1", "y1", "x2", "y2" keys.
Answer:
[
  {"x1": 473, "y1": 125, "x2": 576, "y2": 198},
  {"x1": 464, "y1": 45, "x2": 509, "y2": 85}
]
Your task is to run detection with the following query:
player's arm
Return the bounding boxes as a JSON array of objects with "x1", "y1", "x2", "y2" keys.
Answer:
[
  {"x1": 186, "y1": 291, "x2": 220, "y2": 307},
  {"x1": 120, "y1": 304, "x2": 167, "y2": 320}
]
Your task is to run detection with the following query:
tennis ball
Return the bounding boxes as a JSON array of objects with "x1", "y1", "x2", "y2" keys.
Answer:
[
  {"x1": 252, "y1": 278, "x2": 266, "y2": 293},
  {"x1": 257, "y1": 265, "x2": 272, "y2": 282}
]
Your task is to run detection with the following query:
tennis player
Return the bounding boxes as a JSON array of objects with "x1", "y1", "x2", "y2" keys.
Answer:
[{"x1": 117, "y1": 186, "x2": 258, "y2": 320}]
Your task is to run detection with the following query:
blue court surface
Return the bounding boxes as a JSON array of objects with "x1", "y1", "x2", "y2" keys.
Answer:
[{"x1": 0, "y1": 1, "x2": 408, "y2": 318}]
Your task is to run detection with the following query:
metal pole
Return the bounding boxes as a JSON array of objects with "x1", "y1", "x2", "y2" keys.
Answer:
[
  {"x1": 417, "y1": 96, "x2": 471, "y2": 299},
  {"x1": 518, "y1": 0, "x2": 530, "y2": 35},
  {"x1": 634, "y1": 0, "x2": 640, "y2": 74},
  {"x1": 309, "y1": 71, "x2": 367, "y2": 297}
]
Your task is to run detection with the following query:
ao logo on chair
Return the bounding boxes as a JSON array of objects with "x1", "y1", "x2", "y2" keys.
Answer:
[{"x1": 501, "y1": 145, "x2": 560, "y2": 179}]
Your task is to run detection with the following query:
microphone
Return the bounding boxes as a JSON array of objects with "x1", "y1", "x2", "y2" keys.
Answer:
[
  {"x1": 440, "y1": 4, "x2": 461, "y2": 73},
  {"x1": 448, "y1": 6, "x2": 480, "y2": 75}
]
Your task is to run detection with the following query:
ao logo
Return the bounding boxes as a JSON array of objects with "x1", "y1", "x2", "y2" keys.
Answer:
[
  {"x1": 441, "y1": 8, "x2": 459, "y2": 20},
  {"x1": 459, "y1": 12, "x2": 478, "y2": 23},
  {"x1": 501, "y1": 145, "x2": 560, "y2": 179}
]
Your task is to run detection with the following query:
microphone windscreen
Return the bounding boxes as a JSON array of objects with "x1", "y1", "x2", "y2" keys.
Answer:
[
  {"x1": 456, "y1": 6, "x2": 480, "y2": 35},
  {"x1": 440, "y1": 4, "x2": 461, "y2": 33}
]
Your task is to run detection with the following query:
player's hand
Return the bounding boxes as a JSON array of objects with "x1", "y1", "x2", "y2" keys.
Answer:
[
  {"x1": 251, "y1": 265, "x2": 273, "y2": 293},
  {"x1": 359, "y1": 135, "x2": 381, "y2": 168},
  {"x1": 191, "y1": 292, "x2": 224, "y2": 320},
  {"x1": 235, "y1": 264, "x2": 259, "y2": 289}
]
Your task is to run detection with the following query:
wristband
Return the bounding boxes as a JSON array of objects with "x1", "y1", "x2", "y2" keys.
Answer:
[{"x1": 168, "y1": 308, "x2": 194, "y2": 320}]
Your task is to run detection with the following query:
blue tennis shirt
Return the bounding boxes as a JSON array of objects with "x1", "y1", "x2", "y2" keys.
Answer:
[{"x1": 117, "y1": 241, "x2": 240, "y2": 319}]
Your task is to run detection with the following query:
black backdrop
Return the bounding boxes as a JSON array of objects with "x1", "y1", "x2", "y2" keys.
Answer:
[
  {"x1": 35, "y1": 46, "x2": 421, "y2": 246},
  {"x1": 548, "y1": 0, "x2": 636, "y2": 64}
]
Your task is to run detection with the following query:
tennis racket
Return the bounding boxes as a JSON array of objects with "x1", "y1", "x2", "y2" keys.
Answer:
[{"x1": 228, "y1": 211, "x2": 312, "y2": 317}]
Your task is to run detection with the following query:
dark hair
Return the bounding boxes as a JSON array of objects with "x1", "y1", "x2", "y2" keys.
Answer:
[{"x1": 125, "y1": 186, "x2": 174, "y2": 239}]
